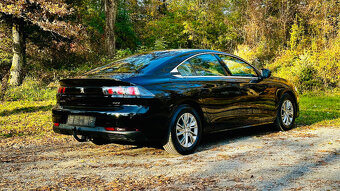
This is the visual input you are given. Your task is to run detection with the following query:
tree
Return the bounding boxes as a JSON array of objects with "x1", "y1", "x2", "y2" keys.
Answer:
[
  {"x1": 139, "y1": 0, "x2": 243, "y2": 50},
  {"x1": 9, "y1": 18, "x2": 25, "y2": 86},
  {"x1": 0, "y1": 0, "x2": 80, "y2": 86},
  {"x1": 104, "y1": 0, "x2": 118, "y2": 57}
]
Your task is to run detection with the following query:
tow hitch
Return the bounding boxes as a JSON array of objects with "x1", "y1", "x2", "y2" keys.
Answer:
[{"x1": 73, "y1": 127, "x2": 89, "y2": 142}]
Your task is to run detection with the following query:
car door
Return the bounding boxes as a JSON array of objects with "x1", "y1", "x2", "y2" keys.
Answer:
[
  {"x1": 216, "y1": 54, "x2": 276, "y2": 125},
  {"x1": 173, "y1": 53, "x2": 248, "y2": 132}
]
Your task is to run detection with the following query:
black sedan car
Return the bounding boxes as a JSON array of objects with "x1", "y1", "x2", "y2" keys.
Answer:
[{"x1": 52, "y1": 49, "x2": 299, "y2": 155}]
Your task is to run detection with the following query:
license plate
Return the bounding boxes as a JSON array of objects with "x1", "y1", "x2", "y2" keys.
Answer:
[{"x1": 67, "y1": 115, "x2": 96, "y2": 127}]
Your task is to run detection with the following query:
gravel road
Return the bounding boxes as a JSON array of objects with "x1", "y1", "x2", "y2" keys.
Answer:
[{"x1": 1, "y1": 125, "x2": 339, "y2": 190}]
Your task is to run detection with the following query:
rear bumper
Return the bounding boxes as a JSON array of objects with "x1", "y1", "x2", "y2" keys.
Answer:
[
  {"x1": 52, "y1": 104, "x2": 170, "y2": 143},
  {"x1": 53, "y1": 125, "x2": 147, "y2": 144}
]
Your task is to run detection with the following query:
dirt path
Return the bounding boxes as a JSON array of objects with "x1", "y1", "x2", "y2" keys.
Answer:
[{"x1": 1, "y1": 125, "x2": 339, "y2": 190}]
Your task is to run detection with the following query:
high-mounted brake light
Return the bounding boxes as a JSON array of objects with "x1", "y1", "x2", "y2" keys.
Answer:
[{"x1": 102, "y1": 86, "x2": 154, "y2": 98}]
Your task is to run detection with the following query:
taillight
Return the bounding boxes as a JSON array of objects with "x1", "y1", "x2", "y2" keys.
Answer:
[
  {"x1": 105, "y1": 127, "x2": 116, "y2": 131},
  {"x1": 102, "y1": 86, "x2": 154, "y2": 98},
  {"x1": 105, "y1": 127, "x2": 140, "y2": 131},
  {"x1": 57, "y1": 87, "x2": 66, "y2": 94}
]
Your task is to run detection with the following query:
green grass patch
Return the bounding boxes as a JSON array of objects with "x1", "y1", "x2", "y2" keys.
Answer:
[
  {"x1": 296, "y1": 92, "x2": 340, "y2": 126},
  {"x1": 3, "y1": 77, "x2": 57, "y2": 101},
  {"x1": 0, "y1": 100, "x2": 55, "y2": 137}
]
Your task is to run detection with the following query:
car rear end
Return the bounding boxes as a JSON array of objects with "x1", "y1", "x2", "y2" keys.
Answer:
[{"x1": 52, "y1": 78, "x2": 169, "y2": 144}]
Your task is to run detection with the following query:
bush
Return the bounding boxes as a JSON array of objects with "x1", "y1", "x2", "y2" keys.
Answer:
[
  {"x1": 233, "y1": 42, "x2": 273, "y2": 69},
  {"x1": 268, "y1": 44, "x2": 340, "y2": 93},
  {"x1": 2, "y1": 77, "x2": 56, "y2": 101}
]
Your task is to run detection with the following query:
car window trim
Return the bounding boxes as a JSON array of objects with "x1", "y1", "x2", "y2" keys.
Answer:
[
  {"x1": 171, "y1": 52, "x2": 229, "y2": 77},
  {"x1": 172, "y1": 74, "x2": 259, "y2": 80},
  {"x1": 171, "y1": 52, "x2": 260, "y2": 79}
]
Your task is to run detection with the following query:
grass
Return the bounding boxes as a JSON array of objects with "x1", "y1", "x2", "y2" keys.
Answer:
[
  {"x1": 0, "y1": 84, "x2": 339, "y2": 138},
  {"x1": 0, "y1": 100, "x2": 55, "y2": 137},
  {"x1": 3, "y1": 77, "x2": 57, "y2": 101},
  {"x1": 296, "y1": 92, "x2": 340, "y2": 127}
]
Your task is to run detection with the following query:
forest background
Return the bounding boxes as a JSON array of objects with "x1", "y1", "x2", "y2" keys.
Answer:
[{"x1": 0, "y1": 0, "x2": 339, "y2": 137}]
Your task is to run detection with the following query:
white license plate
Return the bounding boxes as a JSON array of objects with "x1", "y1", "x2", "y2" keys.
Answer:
[{"x1": 67, "y1": 115, "x2": 96, "y2": 127}]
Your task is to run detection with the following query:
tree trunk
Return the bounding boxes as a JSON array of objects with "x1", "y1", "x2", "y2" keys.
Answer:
[
  {"x1": 9, "y1": 19, "x2": 25, "y2": 86},
  {"x1": 158, "y1": 0, "x2": 167, "y2": 15},
  {"x1": 104, "y1": 0, "x2": 118, "y2": 57},
  {"x1": 0, "y1": 72, "x2": 10, "y2": 101}
]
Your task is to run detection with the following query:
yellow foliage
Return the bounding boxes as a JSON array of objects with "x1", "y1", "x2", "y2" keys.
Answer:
[
  {"x1": 269, "y1": 35, "x2": 340, "y2": 92},
  {"x1": 233, "y1": 45, "x2": 257, "y2": 64}
]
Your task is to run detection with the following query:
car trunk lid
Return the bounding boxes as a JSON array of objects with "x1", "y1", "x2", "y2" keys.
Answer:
[{"x1": 57, "y1": 78, "x2": 145, "y2": 108}]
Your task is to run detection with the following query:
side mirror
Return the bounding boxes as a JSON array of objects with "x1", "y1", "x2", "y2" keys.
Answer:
[{"x1": 261, "y1": 69, "x2": 271, "y2": 78}]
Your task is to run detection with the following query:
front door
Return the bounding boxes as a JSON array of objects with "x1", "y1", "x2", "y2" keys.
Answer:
[
  {"x1": 216, "y1": 54, "x2": 275, "y2": 126},
  {"x1": 174, "y1": 53, "x2": 249, "y2": 131}
]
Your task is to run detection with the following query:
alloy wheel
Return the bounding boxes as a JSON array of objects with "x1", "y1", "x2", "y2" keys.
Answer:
[
  {"x1": 175, "y1": 113, "x2": 198, "y2": 148},
  {"x1": 281, "y1": 100, "x2": 294, "y2": 126}
]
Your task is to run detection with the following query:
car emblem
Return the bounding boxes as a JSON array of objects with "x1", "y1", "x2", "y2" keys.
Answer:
[{"x1": 80, "y1": 88, "x2": 85, "y2": 94}]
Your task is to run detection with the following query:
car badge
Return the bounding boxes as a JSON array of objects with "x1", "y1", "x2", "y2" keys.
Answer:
[{"x1": 80, "y1": 88, "x2": 85, "y2": 94}]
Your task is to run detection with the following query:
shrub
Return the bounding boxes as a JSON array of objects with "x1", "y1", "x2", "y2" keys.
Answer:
[
  {"x1": 2, "y1": 77, "x2": 56, "y2": 101},
  {"x1": 269, "y1": 46, "x2": 339, "y2": 93},
  {"x1": 234, "y1": 42, "x2": 273, "y2": 69}
]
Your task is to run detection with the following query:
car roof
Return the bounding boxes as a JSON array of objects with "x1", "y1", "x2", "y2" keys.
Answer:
[
  {"x1": 140, "y1": 49, "x2": 235, "y2": 75},
  {"x1": 86, "y1": 49, "x2": 246, "y2": 78},
  {"x1": 147, "y1": 49, "x2": 224, "y2": 56}
]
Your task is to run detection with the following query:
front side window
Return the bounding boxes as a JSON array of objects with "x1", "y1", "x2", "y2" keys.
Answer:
[
  {"x1": 178, "y1": 54, "x2": 226, "y2": 76},
  {"x1": 218, "y1": 55, "x2": 257, "y2": 77}
]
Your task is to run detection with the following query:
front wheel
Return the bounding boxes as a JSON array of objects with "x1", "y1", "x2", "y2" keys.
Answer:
[
  {"x1": 274, "y1": 93, "x2": 296, "y2": 131},
  {"x1": 163, "y1": 105, "x2": 202, "y2": 155}
]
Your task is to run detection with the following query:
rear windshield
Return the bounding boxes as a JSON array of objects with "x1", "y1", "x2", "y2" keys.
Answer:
[{"x1": 85, "y1": 51, "x2": 183, "y2": 75}]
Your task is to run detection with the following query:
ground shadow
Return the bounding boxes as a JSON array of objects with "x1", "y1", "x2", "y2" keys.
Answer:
[
  {"x1": 260, "y1": 149, "x2": 339, "y2": 190},
  {"x1": 198, "y1": 128, "x2": 339, "y2": 190},
  {"x1": 198, "y1": 124, "x2": 278, "y2": 152},
  {"x1": 0, "y1": 105, "x2": 53, "y2": 116}
]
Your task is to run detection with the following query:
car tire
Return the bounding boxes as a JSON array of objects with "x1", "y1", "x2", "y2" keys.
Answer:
[
  {"x1": 91, "y1": 137, "x2": 109, "y2": 145},
  {"x1": 163, "y1": 105, "x2": 202, "y2": 155},
  {"x1": 274, "y1": 93, "x2": 296, "y2": 131}
]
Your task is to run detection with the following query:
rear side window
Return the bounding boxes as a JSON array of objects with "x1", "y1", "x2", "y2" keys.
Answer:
[
  {"x1": 177, "y1": 54, "x2": 226, "y2": 76},
  {"x1": 218, "y1": 55, "x2": 257, "y2": 77},
  {"x1": 191, "y1": 54, "x2": 226, "y2": 76},
  {"x1": 177, "y1": 61, "x2": 196, "y2": 76}
]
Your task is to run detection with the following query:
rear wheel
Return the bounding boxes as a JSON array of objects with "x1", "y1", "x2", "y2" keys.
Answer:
[
  {"x1": 274, "y1": 93, "x2": 296, "y2": 131},
  {"x1": 163, "y1": 105, "x2": 202, "y2": 155}
]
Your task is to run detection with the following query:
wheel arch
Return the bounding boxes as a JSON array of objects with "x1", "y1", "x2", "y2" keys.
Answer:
[
  {"x1": 163, "y1": 99, "x2": 205, "y2": 154},
  {"x1": 277, "y1": 89, "x2": 299, "y2": 117},
  {"x1": 172, "y1": 99, "x2": 208, "y2": 131}
]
